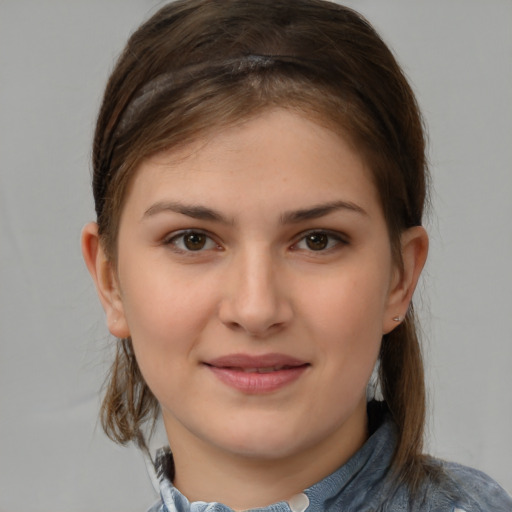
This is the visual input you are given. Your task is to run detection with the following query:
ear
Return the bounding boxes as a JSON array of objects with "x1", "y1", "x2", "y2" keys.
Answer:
[
  {"x1": 81, "y1": 222, "x2": 130, "y2": 338},
  {"x1": 382, "y1": 226, "x2": 429, "y2": 334}
]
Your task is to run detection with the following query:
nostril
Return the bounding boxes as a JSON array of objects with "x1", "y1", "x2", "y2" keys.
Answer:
[{"x1": 226, "y1": 321, "x2": 243, "y2": 332}]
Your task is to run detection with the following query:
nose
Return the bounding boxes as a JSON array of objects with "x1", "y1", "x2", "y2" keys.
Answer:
[{"x1": 218, "y1": 247, "x2": 293, "y2": 337}]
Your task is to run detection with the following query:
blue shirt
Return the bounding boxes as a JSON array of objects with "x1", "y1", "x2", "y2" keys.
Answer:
[{"x1": 148, "y1": 407, "x2": 512, "y2": 512}]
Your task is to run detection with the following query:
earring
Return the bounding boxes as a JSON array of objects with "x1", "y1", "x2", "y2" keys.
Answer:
[{"x1": 392, "y1": 315, "x2": 402, "y2": 323}]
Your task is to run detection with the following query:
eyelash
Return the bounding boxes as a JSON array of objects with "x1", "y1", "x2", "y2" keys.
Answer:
[
  {"x1": 291, "y1": 230, "x2": 348, "y2": 252},
  {"x1": 163, "y1": 230, "x2": 221, "y2": 253},
  {"x1": 163, "y1": 229, "x2": 348, "y2": 254}
]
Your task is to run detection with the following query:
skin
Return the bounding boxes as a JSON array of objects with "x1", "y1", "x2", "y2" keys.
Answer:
[{"x1": 82, "y1": 109, "x2": 428, "y2": 510}]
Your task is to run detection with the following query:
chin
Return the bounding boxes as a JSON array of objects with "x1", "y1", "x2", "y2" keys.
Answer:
[{"x1": 207, "y1": 420, "x2": 322, "y2": 461}]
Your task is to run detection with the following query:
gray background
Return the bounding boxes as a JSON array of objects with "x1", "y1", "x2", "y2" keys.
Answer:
[{"x1": 1, "y1": 1, "x2": 511, "y2": 510}]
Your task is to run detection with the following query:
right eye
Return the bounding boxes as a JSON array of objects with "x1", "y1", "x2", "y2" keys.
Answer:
[{"x1": 165, "y1": 230, "x2": 219, "y2": 252}]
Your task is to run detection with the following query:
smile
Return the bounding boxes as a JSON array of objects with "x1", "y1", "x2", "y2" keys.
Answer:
[
  {"x1": 204, "y1": 354, "x2": 310, "y2": 393},
  {"x1": 229, "y1": 365, "x2": 298, "y2": 373}
]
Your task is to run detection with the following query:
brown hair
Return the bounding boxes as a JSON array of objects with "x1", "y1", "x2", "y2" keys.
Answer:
[{"x1": 92, "y1": 0, "x2": 430, "y2": 490}]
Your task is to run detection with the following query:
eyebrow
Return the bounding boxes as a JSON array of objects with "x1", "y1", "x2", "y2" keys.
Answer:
[
  {"x1": 143, "y1": 201, "x2": 232, "y2": 224},
  {"x1": 143, "y1": 199, "x2": 367, "y2": 224},
  {"x1": 280, "y1": 200, "x2": 368, "y2": 224}
]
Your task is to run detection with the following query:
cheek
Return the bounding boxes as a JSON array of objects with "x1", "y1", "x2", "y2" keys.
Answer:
[
  {"x1": 117, "y1": 257, "x2": 220, "y2": 359},
  {"x1": 120, "y1": 271, "x2": 220, "y2": 409},
  {"x1": 298, "y1": 262, "x2": 390, "y2": 384},
  {"x1": 303, "y1": 265, "x2": 390, "y2": 338}
]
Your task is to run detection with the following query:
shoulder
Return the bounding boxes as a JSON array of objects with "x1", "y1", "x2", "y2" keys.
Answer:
[{"x1": 418, "y1": 459, "x2": 512, "y2": 512}]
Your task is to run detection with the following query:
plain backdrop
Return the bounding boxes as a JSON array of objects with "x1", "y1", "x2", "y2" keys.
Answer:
[{"x1": 1, "y1": 1, "x2": 511, "y2": 511}]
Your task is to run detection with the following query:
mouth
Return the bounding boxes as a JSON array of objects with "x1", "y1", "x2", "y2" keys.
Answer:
[
  {"x1": 204, "y1": 353, "x2": 310, "y2": 393},
  {"x1": 230, "y1": 365, "x2": 301, "y2": 373}
]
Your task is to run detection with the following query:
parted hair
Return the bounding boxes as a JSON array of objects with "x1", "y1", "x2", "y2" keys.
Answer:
[{"x1": 92, "y1": 0, "x2": 431, "y2": 490}]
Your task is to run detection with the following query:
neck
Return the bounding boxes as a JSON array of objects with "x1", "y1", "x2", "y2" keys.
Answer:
[{"x1": 164, "y1": 404, "x2": 368, "y2": 510}]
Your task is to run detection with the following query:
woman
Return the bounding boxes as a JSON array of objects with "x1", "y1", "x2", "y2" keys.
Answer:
[{"x1": 81, "y1": 0, "x2": 511, "y2": 510}]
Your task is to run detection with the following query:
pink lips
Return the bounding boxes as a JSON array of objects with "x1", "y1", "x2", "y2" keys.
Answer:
[{"x1": 204, "y1": 353, "x2": 309, "y2": 393}]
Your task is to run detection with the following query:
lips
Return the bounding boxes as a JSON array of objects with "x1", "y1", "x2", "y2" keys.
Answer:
[
  {"x1": 204, "y1": 353, "x2": 309, "y2": 393},
  {"x1": 235, "y1": 366, "x2": 295, "y2": 373}
]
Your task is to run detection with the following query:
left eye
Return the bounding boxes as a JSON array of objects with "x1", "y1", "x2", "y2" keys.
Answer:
[
  {"x1": 166, "y1": 231, "x2": 218, "y2": 252},
  {"x1": 293, "y1": 231, "x2": 345, "y2": 251}
]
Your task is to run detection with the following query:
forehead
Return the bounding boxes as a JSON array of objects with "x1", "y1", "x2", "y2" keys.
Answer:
[{"x1": 124, "y1": 109, "x2": 381, "y2": 219}]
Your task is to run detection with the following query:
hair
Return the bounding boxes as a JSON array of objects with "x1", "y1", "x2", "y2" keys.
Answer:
[{"x1": 92, "y1": 0, "x2": 431, "y2": 491}]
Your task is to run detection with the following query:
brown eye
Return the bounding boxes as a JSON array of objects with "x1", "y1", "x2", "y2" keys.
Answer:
[
  {"x1": 167, "y1": 231, "x2": 218, "y2": 252},
  {"x1": 183, "y1": 232, "x2": 207, "y2": 251},
  {"x1": 293, "y1": 231, "x2": 346, "y2": 252},
  {"x1": 305, "y1": 232, "x2": 329, "y2": 251}
]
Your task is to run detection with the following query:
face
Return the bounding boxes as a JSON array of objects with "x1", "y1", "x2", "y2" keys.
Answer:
[{"x1": 110, "y1": 109, "x2": 404, "y2": 465}]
